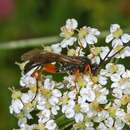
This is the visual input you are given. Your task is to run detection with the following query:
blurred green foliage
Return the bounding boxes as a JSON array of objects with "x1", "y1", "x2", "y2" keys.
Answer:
[{"x1": 0, "y1": 0, "x2": 130, "y2": 129}]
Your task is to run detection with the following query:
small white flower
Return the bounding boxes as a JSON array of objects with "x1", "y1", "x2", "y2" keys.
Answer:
[
  {"x1": 104, "y1": 117, "x2": 114, "y2": 128},
  {"x1": 38, "y1": 109, "x2": 51, "y2": 123},
  {"x1": 20, "y1": 74, "x2": 36, "y2": 87},
  {"x1": 116, "y1": 108, "x2": 125, "y2": 120},
  {"x1": 88, "y1": 47, "x2": 109, "y2": 65},
  {"x1": 85, "y1": 122, "x2": 94, "y2": 130},
  {"x1": 51, "y1": 105, "x2": 60, "y2": 115},
  {"x1": 121, "y1": 33, "x2": 130, "y2": 43},
  {"x1": 78, "y1": 26, "x2": 100, "y2": 48},
  {"x1": 114, "y1": 119, "x2": 125, "y2": 130},
  {"x1": 80, "y1": 86, "x2": 96, "y2": 102},
  {"x1": 97, "y1": 122, "x2": 107, "y2": 130},
  {"x1": 101, "y1": 63, "x2": 125, "y2": 78},
  {"x1": 65, "y1": 18, "x2": 78, "y2": 30},
  {"x1": 60, "y1": 37, "x2": 77, "y2": 48},
  {"x1": 10, "y1": 99, "x2": 23, "y2": 114},
  {"x1": 93, "y1": 110, "x2": 109, "y2": 122},
  {"x1": 127, "y1": 103, "x2": 130, "y2": 114},
  {"x1": 68, "y1": 91, "x2": 76, "y2": 100},
  {"x1": 98, "y1": 75, "x2": 107, "y2": 85},
  {"x1": 65, "y1": 108, "x2": 75, "y2": 118},
  {"x1": 18, "y1": 118, "x2": 27, "y2": 128},
  {"x1": 51, "y1": 43, "x2": 62, "y2": 54},
  {"x1": 60, "y1": 18, "x2": 78, "y2": 38},
  {"x1": 64, "y1": 75, "x2": 75, "y2": 88},
  {"x1": 106, "y1": 24, "x2": 130, "y2": 47},
  {"x1": 21, "y1": 91, "x2": 34, "y2": 104},
  {"x1": 37, "y1": 94, "x2": 46, "y2": 105},
  {"x1": 80, "y1": 103, "x2": 89, "y2": 113},
  {"x1": 74, "y1": 113, "x2": 84, "y2": 123},
  {"x1": 75, "y1": 46, "x2": 85, "y2": 56},
  {"x1": 44, "y1": 78, "x2": 55, "y2": 90},
  {"x1": 112, "y1": 88, "x2": 123, "y2": 98},
  {"x1": 122, "y1": 70, "x2": 130, "y2": 78},
  {"x1": 45, "y1": 120, "x2": 57, "y2": 130}
]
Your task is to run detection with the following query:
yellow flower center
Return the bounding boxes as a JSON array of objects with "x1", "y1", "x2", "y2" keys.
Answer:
[
  {"x1": 125, "y1": 113, "x2": 130, "y2": 122},
  {"x1": 74, "y1": 104, "x2": 81, "y2": 113},
  {"x1": 45, "y1": 101, "x2": 52, "y2": 109},
  {"x1": 78, "y1": 27, "x2": 88, "y2": 38},
  {"x1": 62, "y1": 27, "x2": 74, "y2": 37},
  {"x1": 91, "y1": 76, "x2": 98, "y2": 84},
  {"x1": 121, "y1": 95, "x2": 130, "y2": 105},
  {"x1": 77, "y1": 76, "x2": 86, "y2": 88},
  {"x1": 108, "y1": 127, "x2": 116, "y2": 130},
  {"x1": 67, "y1": 49, "x2": 76, "y2": 56},
  {"x1": 108, "y1": 107, "x2": 116, "y2": 117},
  {"x1": 90, "y1": 101, "x2": 101, "y2": 111},
  {"x1": 40, "y1": 88, "x2": 52, "y2": 98},
  {"x1": 113, "y1": 28, "x2": 123, "y2": 38},
  {"x1": 109, "y1": 64, "x2": 118, "y2": 73},
  {"x1": 35, "y1": 123, "x2": 47, "y2": 130},
  {"x1": 90, "y1": 47, "x2": 101, "y2": 56},
  {"x1": 61, "y1": 96, "x2": 69, "y2": 104},
  {"x1": 73, "y1": 122, "x2": 85, "y2": 129},
  {"x1": 12, "y1": 91, "x2": 22, "y2": 99}
]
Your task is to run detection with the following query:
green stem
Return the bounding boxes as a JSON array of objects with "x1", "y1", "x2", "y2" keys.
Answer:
[
  {"x1": 0, "y1": 31, "x2": 114, "y2": 50},
  {"x1": 0, "y1": 36, "x2": 59, "y2": 50},
  {"x1": 60, "y1": 121, "x2": 74, "y2": 130}
]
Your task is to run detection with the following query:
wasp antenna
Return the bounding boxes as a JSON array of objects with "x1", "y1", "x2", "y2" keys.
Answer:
[
  {"x1": 96, "y1": 42, "x2": 130, "y2": 74},
  {"x1": 31, "y1": 79, "x2": 39, "y2": 103}
]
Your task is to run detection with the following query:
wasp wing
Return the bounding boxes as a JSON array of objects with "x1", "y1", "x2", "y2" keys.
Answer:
[{"x1": 21, "y1": 49, "x2": 83, "y2": 73}]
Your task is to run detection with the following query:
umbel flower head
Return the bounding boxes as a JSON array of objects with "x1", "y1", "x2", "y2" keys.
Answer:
[{"x1": 9, "y1": 19, "x2": 130, "y2": 130}]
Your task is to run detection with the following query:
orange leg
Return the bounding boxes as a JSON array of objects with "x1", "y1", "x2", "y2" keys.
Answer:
[
  {"x1": 84, "y1": 64, "x2": 92, "y2": 74},
  {"x1": 43, "y1": 64, "x2": 56, "y2": 73},
  {"x1": 73, "y1": 69, "x2": 80, "y2": 80}
]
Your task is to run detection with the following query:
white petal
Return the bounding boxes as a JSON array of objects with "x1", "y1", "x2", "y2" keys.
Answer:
[
  {"x1": 90, "y1": 28, "x2": 100, "y2": 36},
  {"x1": 80, "y1": 103, "x2": 89, "y2": 113},
  {"x1": 66, "y1": 18, "x2": 78, "y2": 30},
  {"x1": 105, "y1": 34, "x2": 113, "y2": 43},
  {"x1": 97, "y1": 122, "x2": 107, "y2": 130},
  {"x1": 11, "y1": 99, "x2": 23, "y2": 114},
  {"x1": 21, "y1": 92, "x2": 34, "y2": 103},
  {"x1": 46, "y1": 120, "x2": 57, "y2": 130},
  {"x1": 121, "y1": 33, "x2": 130, "y2": 43},
  {"x1": 104, "y1": 117, "x2": 114, "y2": 128},
  {"x1": 110, "y1": 24, "x2": 120, "y2": 33},
  {"x1": 51, "y1": 106, "x2": 59, "y2": 115},
  {"x1": 97, "y1": 95, "x2": 108, "y2": 104},
  {"x1": 98, "y1": 75, "x2": 107, "y2": 85},
  {"x1": 78, "y1": 38, "x2": 87, "y2": 48},
  {"x1": 49, "y1": 96, "x2": 59, "y2": 105},
  {"x1": 52, "y1": 89, "x2": 62, "y2": 97},
  {"x1": 114, "y1": 119, "x2": 125, "y2": 130},
  {"x1": 51, "y1": 43, "x2": 62, "y2": 54},
  {"x1": 85, "y1": 88, "x2": 95, "y2": 102},
  {"x1": 127, "y1": 103, "x2": 130, "y2": 113},
  {"x1": 111, "y1": 74, "x2": 121, "y2": 82},
  {"x1": 75, "y1": 113, "x2": 84, "y2": 123},
  {"x1": 112, "y1": 88, "x2": 122, "y2": 98},
  {"x1": 86, "y1": 34, "x2": 97, "y2": 44},
  {"x1": 112, "y1": 38, "x2": 123, "y2": 47},
  {"x1": 65, "y1": 108, "x2": 75, "y2": 118}
]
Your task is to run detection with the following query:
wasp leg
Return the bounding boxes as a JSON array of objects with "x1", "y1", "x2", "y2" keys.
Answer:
[
  {"x1": 72, "y1": 69, "x2": 81, "y2": 93},
  {"x1": 84, "y1": 64, "x2": 92, "y2": 74},
  {"x1": 31, "y1": 79, "x2": 39, "y2": 103},
  {"x1": 31, "y1": 68, "x2": 42, "y2": 103}
]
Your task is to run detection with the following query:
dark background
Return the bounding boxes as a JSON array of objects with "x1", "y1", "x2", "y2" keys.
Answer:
[{"x1": 0, "y1": 0, "x2": 130, "y2": 129}]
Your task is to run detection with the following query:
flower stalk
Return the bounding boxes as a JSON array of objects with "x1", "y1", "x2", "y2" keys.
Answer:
[{"x1": 9, "y1": 19, "x2": 130, "y2": 130}]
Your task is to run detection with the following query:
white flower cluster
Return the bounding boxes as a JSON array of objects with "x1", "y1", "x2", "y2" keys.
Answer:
[{"x1": 10, "y1": 19, "x2": 130, "y2": 130}]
